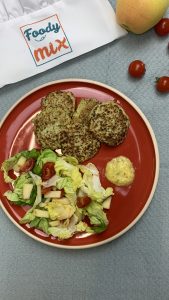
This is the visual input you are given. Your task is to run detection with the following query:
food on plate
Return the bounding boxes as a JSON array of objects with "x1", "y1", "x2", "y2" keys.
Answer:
[
  {"x1": 116, "y1": 0, "x2": 169, "y2": 34},
  {"x1": 105, "y1": 156, "x2": 135, "y2": 186},
  {"x1": 89, "y1": 101, "x2": 130, "y2": 146},
  {"x1": 1, "y1": 149, "x2": 114, "y2": 240},
  {"x1": 33, "y1": 93, "x2": 101, "y2": 161},
  {"x1": 33, "y1": 91, "x2": 130, "y2": 162},
  {"x1": 33, "y1": 107, "x2": 71, "y2": 145},
  {"x1": 154, "y1": 18, "x2": 169, "y2": 36},
  {"x1": 41, "y1": 90, "x2": 76, "y2": 117},
  {"x1": 128, "y1": 60, "x2": 146, "y2": 78},
  {"x1": 33, "y1": 107, "x2": 71, "y2": 130},
  {"x1": 72, "y1": 98, "x2": 99, "y2": 124},
  {"x1": 59, "y1": 123, "x2": 101, "y2": 163},
  {"x1": 155, "y1": 76, "x2": 169, "y2": 93},
  {"x1": 33, "y1": 90, "x2": 75, "y2": 147},
  {"x1": 36, "y1": 123, "x2": 65, "y2": 150}
]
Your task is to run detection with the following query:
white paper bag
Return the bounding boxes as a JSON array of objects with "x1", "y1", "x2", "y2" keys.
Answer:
[{"x1": 0, "y1": 0, "x2": 127, "y2": 87}]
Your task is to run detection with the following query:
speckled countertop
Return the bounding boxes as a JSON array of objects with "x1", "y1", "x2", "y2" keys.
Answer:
[{"x1": 0, "y1": 1, "x2": 169, "y2": 299}]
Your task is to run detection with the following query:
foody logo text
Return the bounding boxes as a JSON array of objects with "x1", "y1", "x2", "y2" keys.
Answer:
[{"x1": 20, "y1": 15, "x2": 72, "y2": 66}]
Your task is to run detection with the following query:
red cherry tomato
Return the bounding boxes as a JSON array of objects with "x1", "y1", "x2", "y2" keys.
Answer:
[
  {"x1": 128, "y1": 60, "x2": 146, "y2": 78},
  {"x1": 42, "y1": 162, "x2": 55, "y2": 181},
  {"x1": 83, "y1": 215, "x2": 92, "y2": 226},
  {"x1": 154, "y1": 18, "x2": 169, "y2": 36},
  {"x1": 8, "y1": 169, "x2": 17, "y2": 180},
  {"x1": 41, "y1": 186, "x2": 52, "y2": 194},
  {"x1": 20, "y1": 158, "x2": 35, "y2": 172},
  {"x1": 60, "y1": 189, "x2": 65, "y2": 197},
  {"x1": 77, "y1": 196, "x2": 91, "y2": 208},
  {"x1": 156, "y1": 76, "x2": 169, "y2": 93}
]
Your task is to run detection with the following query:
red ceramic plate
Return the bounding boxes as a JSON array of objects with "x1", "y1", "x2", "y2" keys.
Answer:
[{"x1": 0, "y1": 79, "x2": 159, "y2": 249}]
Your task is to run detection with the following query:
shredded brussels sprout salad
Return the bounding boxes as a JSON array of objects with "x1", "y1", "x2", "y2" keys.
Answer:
[{"x1": 1, "y1": 149, "x2": 114, "y2": 240}]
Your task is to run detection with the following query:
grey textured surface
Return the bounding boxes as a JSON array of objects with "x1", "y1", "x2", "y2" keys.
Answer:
[{"x1": 0, "y1": 1, "x2": 169, "y2": 299}]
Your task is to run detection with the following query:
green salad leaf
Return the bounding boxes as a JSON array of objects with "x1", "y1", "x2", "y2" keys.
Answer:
[
  {"x1": 80, "y1": 163, "x2": 113, "y2": 203},
  {"x1": 1, "y1": 149, "x2": 40, "y2": 183},
  {"x1": 20, "y1": 210, "x2": 35, "y2": 224},
  {"x1": 21, "y1": 149, "x2": 40, "y2": 160},
  {"x1": 55, "y1": 157, "x2": 82, "y2": 191},
  {"x1": 1, "y1": 154, "x2": 21, "y2": 183},
  {"x1": 29, "y1": 217, "x2": 40, "y2": 228},
  {"x1": 46, "y1": 199, "x2": 75, "y2": 221},
  {"x1": 38, "y1": 218, "x2": 49, "y2": 234},
  {"x1": 48, "y1": 227, "x2": 74, "y2": 240},
  {"x1": 4, "y1": 173, "x2": 36, "y2": 205},
  {"x1": 53, "y1": 156, "x2": 83, "y2": 202},
  {"x1": 85, "y1": 201, "x2": 108, "y2": 233},
  {"x1": 2, "y1": 148, "x2": 113, "y2": 239},
  {"x1": 33, "y1": 149, "x2": 58, "y2": 175}
]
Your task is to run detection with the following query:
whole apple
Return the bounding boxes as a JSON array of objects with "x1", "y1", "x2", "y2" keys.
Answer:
[{"x1": 116, "y1": 0, "x2": 169, "y2": 34}]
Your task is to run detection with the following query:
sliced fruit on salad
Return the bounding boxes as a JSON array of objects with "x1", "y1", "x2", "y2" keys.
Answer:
[{"x1": 1, "y1": 149, "x2": 114, "y2": 240}]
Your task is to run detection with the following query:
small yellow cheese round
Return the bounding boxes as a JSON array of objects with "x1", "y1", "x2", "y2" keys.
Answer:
[{"x1": 105, "y1": 156, "x2": 135, "y2": 186}]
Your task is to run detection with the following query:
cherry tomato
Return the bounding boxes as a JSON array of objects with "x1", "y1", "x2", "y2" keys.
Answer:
[
  {"x1": 77, "y1": 196, "x2": 91, "y2": 208},
  {"x1": 128, "y1": 60, "x2": 146, "y2": 78},
  {"x1": 83, "y1": 216, "x2": 91, "y2": 226},
  {"x1": 156, "y1": 76, "x2": 169, "y2": 93},
  {"x1": 42, "y1": 162, "x2": 55, "y2": 181},
  {"x1": 8, "y1": 169, "x2": 17, "y2": 180},
  {"x1": 20, "y1": 158, "x2": 35, "y2": 172},
  {"x1": 60, "y1": 189, "x2": 65, "y2": 197},
  {"x1": 154, "y1": 18, "x2": 169, "y2": 36},
  {"x1": 41, "y1": 186, "x2": 52, "y2": 194}
]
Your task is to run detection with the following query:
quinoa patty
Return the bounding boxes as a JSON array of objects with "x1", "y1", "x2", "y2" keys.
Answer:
[
  {"x1": 33, "y1": 107, "x2": 71, "y2": 130},
  {"x1": 89, "y1": 101, "x2": 130, "y2": 146},
  {"x1": 35, "y1": 123, "x2": 64, "y2": 150},
  {"x1": 72, "y1": 98, "x2": 99, "y2": 125},
  {"x1": 33, "y1": 91, "x2": 74, "y2": 138},
  {"x1": 41, "y1": 91, "x2": 75, "y2": 117},
  {"x1": 59, "y1": 123, "x2": 101, "y2": 162}
]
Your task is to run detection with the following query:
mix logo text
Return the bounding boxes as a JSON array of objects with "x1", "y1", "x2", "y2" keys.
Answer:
[{"x1": 20, "y1": 15, "x2": 72, "y2": 66}]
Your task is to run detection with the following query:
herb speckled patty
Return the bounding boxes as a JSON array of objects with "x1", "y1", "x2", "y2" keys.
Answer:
[
  {"x1": 72, "y1": 98, "x2": 99, "y2": 125},
  {"x1": 33, "y1": 107, "x2": 71, "y2": 131},
  {"x1": 35, "y1": 123, "x2": 65, "y2": 150},
  {"x1": 41, "y1": 91, "x2": 75, "y2": 117},
  {"x1": 59, "y1": 123, "x2": 101, "y2": 162},
  {"x1": 33, "y1": 91, "x2": 130, "y2": 162},
  {"x1": 89, "y1": 101, "x2": 130, "y2": 146},
  {"x1": 33, "y1": 91, "x2": 74, "y2": 150}
]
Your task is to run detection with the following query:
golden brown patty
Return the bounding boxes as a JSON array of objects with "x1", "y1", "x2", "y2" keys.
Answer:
[
  {"x1": 33, "y1": 107, "x2": 71, "y2": 131},
  {"x1": 33, "y1": 91, "x2": 75, "y2": 144},
  {"x1": 41, "y1": 91, "x2": 75, "y2": 117},
  {"x1": 89, "y1": 101, "x2": 130, "y2": 146},
  {"x1": 35, "y1": 123, "x2": 64, "y2": 150},
  {"x1": 72, "y1": 98, "x2": 99, "y2": 125},
  {"x1": 59, "y1": 123, "x2": 101, "y2": 162}
]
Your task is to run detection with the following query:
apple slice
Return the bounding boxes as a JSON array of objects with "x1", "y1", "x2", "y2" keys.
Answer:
[{"x1": 44, "y1": 190, "x2": 62, "y2": 199}]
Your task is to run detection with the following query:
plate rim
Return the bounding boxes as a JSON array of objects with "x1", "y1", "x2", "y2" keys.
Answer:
[{"x1": 0, "y1": 78, "x2": 160, "y2": 249}]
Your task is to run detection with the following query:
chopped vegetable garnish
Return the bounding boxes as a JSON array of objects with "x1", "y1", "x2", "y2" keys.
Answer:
[{"x1": 1, "y1": 149, "x2": 113, "y2": 239}]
